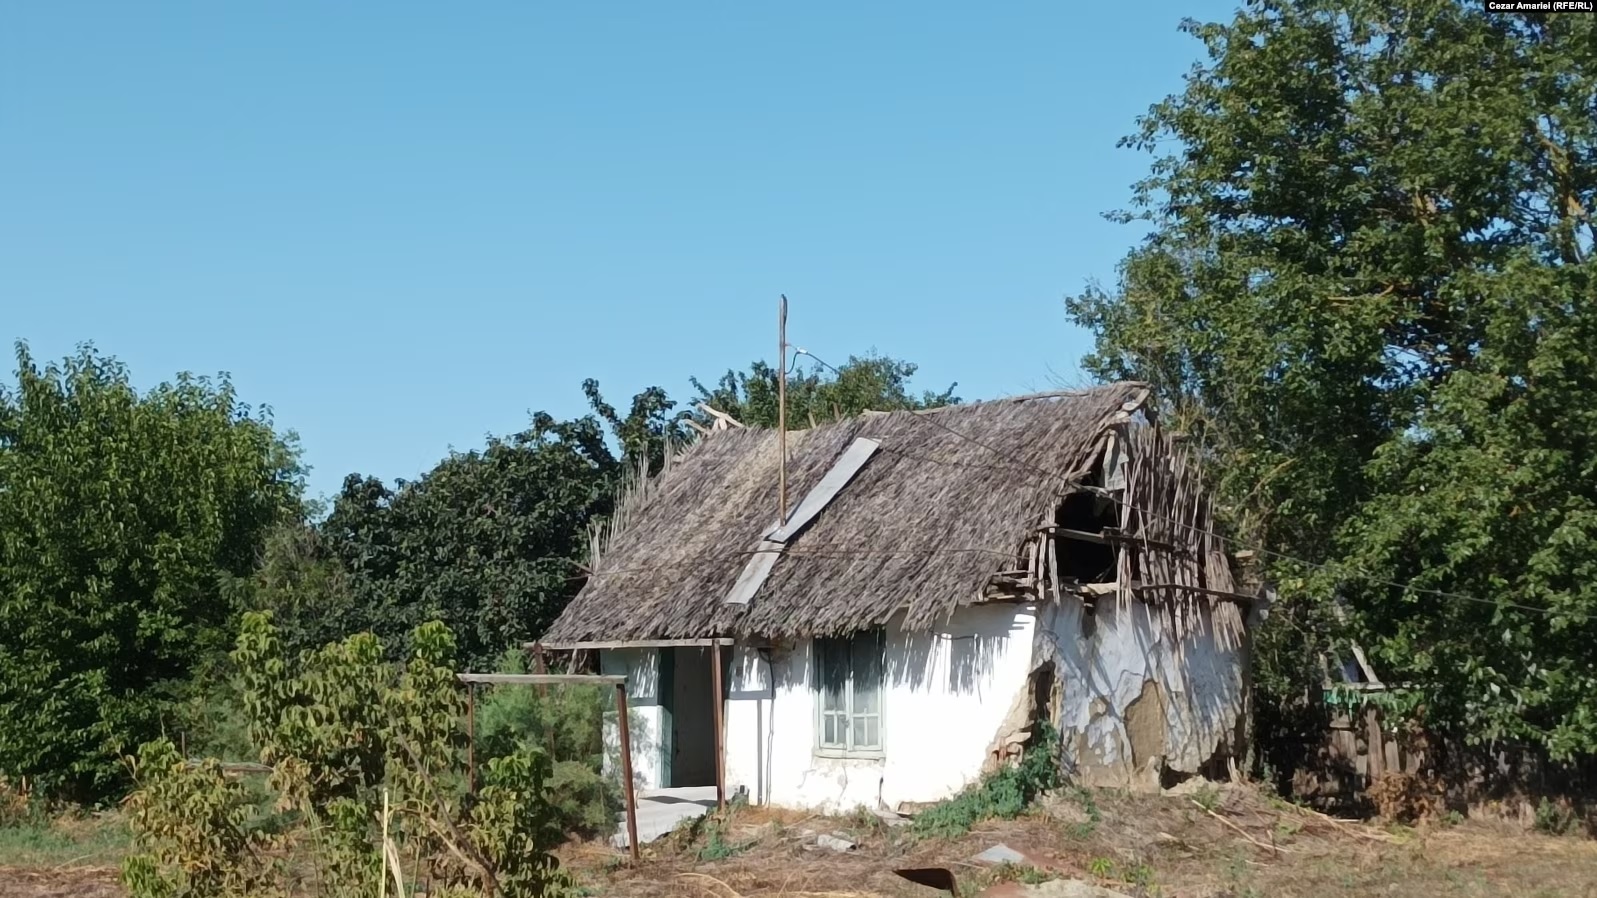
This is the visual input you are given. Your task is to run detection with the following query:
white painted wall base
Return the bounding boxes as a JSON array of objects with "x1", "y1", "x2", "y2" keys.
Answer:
[
  {"x1": 600, "y1": 648, "x2": 664, "y2": 790},
  {"x1": 600, "y1": 596, "x2": 1246, "y2": 810}
]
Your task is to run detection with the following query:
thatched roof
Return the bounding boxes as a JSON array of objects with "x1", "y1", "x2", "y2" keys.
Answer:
[{"x1": 543, "y1": 382, "x2": 1150, "y2": 642}]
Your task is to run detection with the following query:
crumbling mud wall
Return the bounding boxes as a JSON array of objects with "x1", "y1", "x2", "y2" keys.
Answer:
[
  {"x1": 996, "y1": 422, "x2": 1252, "y2": 790},
  {"x1": 1034, "y1": 595, "x2": 1248, "y2": 790}
]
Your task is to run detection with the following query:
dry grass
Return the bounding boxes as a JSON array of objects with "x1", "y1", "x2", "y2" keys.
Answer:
[
  {"x1": 4, "y1": 786, "x2": 1596, "y2": 897},
  {"x1": 564, "y1": 786, "x2": 1597, "y2": 898},
  {"x1": 677, "y1": 871, "x2": 882, "y2": 898},
  {"x1": 0, "y1": 812, "x2": 127, "y2": 870},
  {"x1": 0, "y1": 865, "x2": 123, "y2": 898}
]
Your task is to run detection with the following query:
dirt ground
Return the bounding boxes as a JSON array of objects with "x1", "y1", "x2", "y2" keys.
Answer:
[
  {"x1": 0, "y1": 809, "x2": 128, "y2": 898},
  {"x1": 564, "y1": 787, "x2": 1597, "y2": 898},
  {"x1": 2, "y1": 787, "x2": 1594, "y2": 897},
  {"x1": 0, "y1": 865, "x2": 123, "y2": 898}
]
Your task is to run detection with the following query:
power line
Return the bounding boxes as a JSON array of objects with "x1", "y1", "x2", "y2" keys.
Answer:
[
  {"x1": 569, "y1": 543, "x2": 1021, "y2": 580},
  {"x1": 792, "y1": 347, "x2": 842, "y2": 377}
]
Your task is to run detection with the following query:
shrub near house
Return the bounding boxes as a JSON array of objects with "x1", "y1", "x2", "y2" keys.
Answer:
[{"x1": 121, "y1": 614, "x2": 576, "y2": 898}]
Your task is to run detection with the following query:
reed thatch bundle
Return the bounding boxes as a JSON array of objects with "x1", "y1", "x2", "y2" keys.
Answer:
[{"x1": 545, "y1": 383, "x2": 1153, "y2": 642}]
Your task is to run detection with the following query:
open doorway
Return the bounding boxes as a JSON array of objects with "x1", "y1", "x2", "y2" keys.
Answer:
[{"x1": 657, "y1": 647, "x2": 731, "y2": 788}]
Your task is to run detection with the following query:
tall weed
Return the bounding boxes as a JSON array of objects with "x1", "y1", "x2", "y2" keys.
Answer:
[{"x1": 912, "y1": 723, "x2": 1062, "y2": 839}]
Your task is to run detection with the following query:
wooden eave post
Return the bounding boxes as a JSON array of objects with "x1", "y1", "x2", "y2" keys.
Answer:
[
  {"x1": 712, "y1": 639, "x2": 726, "y2": 810},
  {"x1": 615, "y1": 682, "x2": 641, "y2": 861}
]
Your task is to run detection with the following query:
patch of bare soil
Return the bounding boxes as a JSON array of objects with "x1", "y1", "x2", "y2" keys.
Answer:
[
  {"x1": 0, "y1": 865, "x2": 123, "y2": 898},
  {"x1": 566, "y1": 786, "x2": 1597, "y2": 898}
]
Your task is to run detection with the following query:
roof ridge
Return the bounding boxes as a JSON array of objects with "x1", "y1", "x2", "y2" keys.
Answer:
[{"x1": 861, "y1": 381, "x2": 1150, "y2": 418}]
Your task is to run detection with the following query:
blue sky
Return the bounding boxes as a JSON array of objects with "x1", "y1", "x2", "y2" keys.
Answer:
[{"x1": 2, "y1": 2, "x2": 1233, "y2": 502}]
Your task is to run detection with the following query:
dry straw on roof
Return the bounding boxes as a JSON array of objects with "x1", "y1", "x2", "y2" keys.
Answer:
[{"x1": 545, "y1": 383, "x2": 1150, "y2": 643}]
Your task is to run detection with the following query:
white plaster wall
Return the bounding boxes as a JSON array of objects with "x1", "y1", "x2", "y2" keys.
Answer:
[
  {"x1": 722, "y1": 644, "x2": 773, "y2": 803},
  {"x1": 1039, "y1": 596, "x2": 1246, "y2": 789},
  {"x1": 601, "y1": 598, "x2": 1244, "y2": 804},
  {"x1": 722, "y1": 604, "x2": 1038, "y2": 812},
  {"x1": 601, "y1": 648, "x2": 664, "y2": 791}
]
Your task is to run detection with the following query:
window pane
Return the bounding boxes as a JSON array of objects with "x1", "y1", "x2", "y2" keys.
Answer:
[
  {"x1": 850, "y1": 631, "x2": 883, "y2": 716},
  {"x1": 849, "y1": 712, "x2": 875, "y2": 747},
  {"x1": 851, "y1": 631, "x2": 883, "y2": 685},
  {"x1": 818, "y1": 639, "x2": 846, "y2": 714},
  {"x1": 853, "y1": 677, "x2": 880, "y2": 715},
  {"x1": 818, "y1": 632, "x2": 885, "y2": 754},
  {"x1": 854, "y1": 715, "x2": 879, "y2": 749}
]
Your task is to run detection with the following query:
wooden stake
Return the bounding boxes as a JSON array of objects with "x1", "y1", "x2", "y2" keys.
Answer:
[
  {"x1": 466, "y1": 683, "x2": 476, "y2": 796},
  {"x1": 1366, "y1": 705, "x2": 1386, "y2": 783},
  {"x1": 778, "y1": 294, "x2": 789, "y2": 523},
  {"x1": 712, "y1": 643, "x2": 726, "y2": 810},
  {"x1": 533, "y1": 642, "x2": 555, "y2": 762},
  {"x1": 616, "y1": 683, "x2": 641, "y2": 861},
  {"x1": 533, "y1": 642, "x2": 550, "y2": 681}
]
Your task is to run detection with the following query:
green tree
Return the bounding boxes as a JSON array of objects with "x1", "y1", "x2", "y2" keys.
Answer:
[
  {"x1": 1069, "y1": 2, "x2": 1597, "y2": 757},
  {"x1": 218, "y1": 520, "x2": 357, "y2": 665},
  {"x1": 0, "y1": 344, "x2": 302, "y2": 799},
  {"x1": 319, "y1": 412, "x2": 618, "y2": 670},
  {"x1": 581, "y1": 379, "x2": 690, "y2": 477},
  {"x1": 304, "y1": 355, "x2": 951, "y2": 671},
  {"x1": 690, "y1": 352, "x2": 959, "y2": 429}
]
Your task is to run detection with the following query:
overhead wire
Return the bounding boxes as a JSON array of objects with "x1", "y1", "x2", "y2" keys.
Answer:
[
  {"x1": 571, "y1": 544, "x2": 1021, "y2": 580},
  {"x1": 791, "y1": 347, "x2": 843, "y2": 377}
]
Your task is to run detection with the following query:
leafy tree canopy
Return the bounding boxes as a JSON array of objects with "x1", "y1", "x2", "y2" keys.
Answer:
[
  {"x1": 1068, "y1": 1, "x2": 1597, "y2": 755},
  {"x1": 287, "y1": 353, "x2": 952, "y2": 671},
  {"x1": 689, "y1": 352, "x2": 960, "y2": 429},
  {"x1": 0, "y1": 343, "x2": 302, "y2": 799},
  {"x1": 312, "y1": 412, "x2": 618, "y2": 670}
]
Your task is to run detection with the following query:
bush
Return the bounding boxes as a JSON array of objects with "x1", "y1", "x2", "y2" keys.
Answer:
[
  {"x1": 469, "y1": 751, "x2": 568, "y2": 898},
  {"x1": 1533, "y1": 798, "x2": 1578, "y2": 836},
  {"x1": 1366, "y1": 772, "x2": 1445, "y2": 825},
  {"x1": 121, "y1": 739, "x2": 271, "y2": 898},
  {"x1": 169, "y1": 666, "x2": 257, "y2": 764},
  {"x1": 912, "y1": 723, "x2": 1062, "y2": 840},
  {"x1": 0, "y1": 776, "x2": 59, "y2": 836},
  {"x1": 473, "y1": 650, "x2": 620, "y2": 838},
  {"x1": 122, "y1": 614, "x2": 575, "y2": 898},
  {"x1": 695, "y1": 815, "x2": 749, "y2": 862}
]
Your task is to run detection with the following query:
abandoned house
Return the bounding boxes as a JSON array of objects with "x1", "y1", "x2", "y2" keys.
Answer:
[{"x1": 539, "y1": 382, "x2": 1255, "y2": 812}]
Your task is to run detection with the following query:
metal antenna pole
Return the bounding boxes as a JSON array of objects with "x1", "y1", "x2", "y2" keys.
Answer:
[{"x1": 778, "y1": 294, "x2": 789, "y2": 523}]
